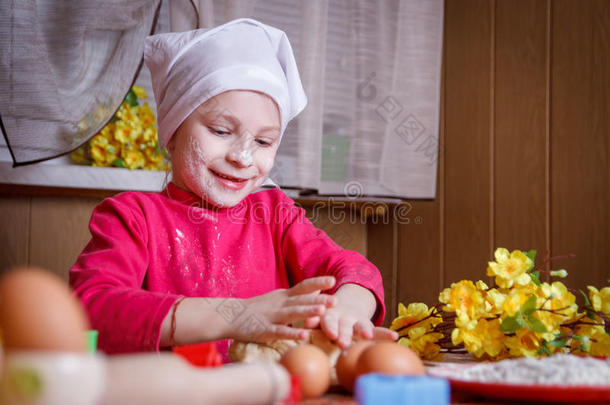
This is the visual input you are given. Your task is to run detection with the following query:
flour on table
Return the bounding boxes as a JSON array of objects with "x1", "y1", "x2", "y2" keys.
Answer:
[{"x1": 431, "y1": 354, "x2": 610, "y2": 386}]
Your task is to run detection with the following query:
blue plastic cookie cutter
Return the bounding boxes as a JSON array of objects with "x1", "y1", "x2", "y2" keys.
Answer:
[{"x1": 355, "y1": 373, "x2": 450, "y2": 405}]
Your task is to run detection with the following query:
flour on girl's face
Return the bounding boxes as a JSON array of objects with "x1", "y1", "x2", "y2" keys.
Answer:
[
  {"x1": 169, "y1": 90, "x2": 280, "y2": 208},
  {"x1": 239, "y1": 149, "x2": 253, "y2": 166}
]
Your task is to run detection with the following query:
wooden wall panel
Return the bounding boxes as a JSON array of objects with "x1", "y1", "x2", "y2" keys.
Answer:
[
  {"x1": 0, "y1": 196, "x2": 30, "y2": 273},
  {"x1": 443, "y1": 0, "x2": 493, "y2": 283},
  {"x1": 397, "y1": 200, "x2": 442, "y2": 306},
  {"x1": 550, "y1": 0, "x2": 610, "y2": 290},
  {"x1": 29, "y1": 197, "x2": 101, "y2": 281},
  {"x1": 494, "y1": 1, "x2": 548, "y2": 255},
  {"x1": 367, "y1": 220, "x2": 397, "y2": 326}
]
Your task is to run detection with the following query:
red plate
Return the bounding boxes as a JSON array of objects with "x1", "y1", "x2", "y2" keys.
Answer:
[
  {"x1": 447, "y1": 379, "x2": 610, "y2": 403},
  {"x1": 428, "y1": 365, "x2": 610, "y2": 403}
]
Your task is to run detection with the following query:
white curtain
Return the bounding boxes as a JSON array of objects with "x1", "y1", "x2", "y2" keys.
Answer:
[
  {"x1": 0, "y1": 0, "x2": 161, "y2": 166},
  {"x1": 164, "y1": 0, "x2": 443, "y2": 199}
]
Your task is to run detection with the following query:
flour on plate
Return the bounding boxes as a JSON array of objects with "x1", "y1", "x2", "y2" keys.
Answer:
[{"x1": 432, "y1": 354, "x2": 610, "y2": 386}]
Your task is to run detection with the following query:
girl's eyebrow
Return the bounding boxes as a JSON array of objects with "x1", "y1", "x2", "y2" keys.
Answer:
[
  {"x1": 258, "y1": 125, "x2": 281, "y2": 134},
  {"x1": 209, "y1": 111, "x2": 240, "y2": 126}
]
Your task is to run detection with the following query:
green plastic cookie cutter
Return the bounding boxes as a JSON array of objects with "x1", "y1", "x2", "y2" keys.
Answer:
[{"x1": 84, "y1": 330, "x2": 98, "y2": 354}]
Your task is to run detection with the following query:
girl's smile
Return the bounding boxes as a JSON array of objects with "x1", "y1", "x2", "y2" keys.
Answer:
[
  {"x1": 169, "y1": 90, "x2": 281, "y2": 208},
  {"x1": 209, "y1": 168, "x2": 250, "y2": 191}
]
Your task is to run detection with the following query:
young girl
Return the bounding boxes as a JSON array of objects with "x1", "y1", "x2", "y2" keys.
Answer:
[{"x1": 70, "y1": 18, "x2": 397, "y2": 362}]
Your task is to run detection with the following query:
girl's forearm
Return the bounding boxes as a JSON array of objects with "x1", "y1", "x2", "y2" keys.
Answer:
[
  {"x1": 334, "y1": 283, "x2": 377, "y2": 320},
  {"x1": 159, "y1": 297, "x2": 235, "y2": 347}
]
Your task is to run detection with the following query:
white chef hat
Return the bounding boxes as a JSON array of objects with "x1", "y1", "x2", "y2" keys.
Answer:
[{"x1": 144, "y1": 18, "x2": 308, "y2": 148}]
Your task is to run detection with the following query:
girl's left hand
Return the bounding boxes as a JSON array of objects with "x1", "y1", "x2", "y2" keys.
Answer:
[{"x1": 303, "y1": 283, "x2": 398, "y2": 349}]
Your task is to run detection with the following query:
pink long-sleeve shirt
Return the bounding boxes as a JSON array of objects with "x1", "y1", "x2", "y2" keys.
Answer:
[{"x1": 70, "y1": 182, "x2": 386, "y2": 360}]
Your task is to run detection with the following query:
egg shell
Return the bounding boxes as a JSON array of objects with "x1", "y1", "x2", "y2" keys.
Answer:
[
  {"x1": 279, "y1": 344, "x2": 331, "y2": 398},
  {"x1": 355, "y1": 342, "x2": 425, "y2": 378},
  {"x1": 0, "y1": 267, "x2": 89, "y2": 352},
  {"x1": 336, "y1": 340, "x2": 375, "y2": 392}
]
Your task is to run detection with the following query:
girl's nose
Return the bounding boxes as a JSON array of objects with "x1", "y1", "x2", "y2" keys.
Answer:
[{"x1": 227, "y1": 139, "x2": 255, "y2": 168}]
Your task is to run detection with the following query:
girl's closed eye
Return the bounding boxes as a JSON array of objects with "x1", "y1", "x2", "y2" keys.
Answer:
[
  {"x1": 210, "y1": 126, "x2": 231, "y2": 136},
  {"x1": 255, "y1": 138, "x2": 274, "y2": 147}
]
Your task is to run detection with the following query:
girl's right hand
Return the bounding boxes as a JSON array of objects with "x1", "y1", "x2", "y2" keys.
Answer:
[{"x1": 229, "y1": 276, "x2": 337, "y2": 342}]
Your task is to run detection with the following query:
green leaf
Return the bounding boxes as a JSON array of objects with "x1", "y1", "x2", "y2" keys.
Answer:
[
  {"x1": 525, "y1": 250, "x2": 537, "y2": 271},
  {"x1": 125, "y1": 89, "x2": 139, "y2": 107},
  {"x1": 153, "y1": 147, "x2": 160, "y2": 157},
  {"x1": 520, "y1": 295, "x2": 538, "y2": 315},
  {"x1": 548, "y1": 337, "x2": 568, "y2": 348},
  {"x1": 585, "y1": 309, "x2": 597, "y2": 320},
  {"x1": 579, "y1": 289, "x2": 591, "y2": 306},
  {"x1": 529, "y1": 271, "x2": 542, "y2": 286},
  {"x1": 112, "y1": 159, "x2": 126, "y2": 168},
  {"x1": 525, "y1": 315, "x2": 548, "y2": 333},
  {"x1": 572, "y1": 335, "x2": 583, "y2": 341},
  {"x1": 537, "y1": 341, "x2": 551, "y2": 356},
  {"x1": 525, "y1": 249, "x2": 537, "y2": 261},
  {"x1": 515, "y1": 313, "x2": 528, "y2": 328},
  {"x1": 499, "y1": 316, "x2": 521, "y2": 334}
]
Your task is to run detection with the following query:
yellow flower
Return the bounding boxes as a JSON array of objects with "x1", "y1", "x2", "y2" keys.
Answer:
[
  {"x1": 479, "y1": 318, "x2": 506, "y2": 358},
  {"x1": 502, "y1": 286, "x2": 537, "y2": 317},
  {"x1": 588, "y1": 286, "x2": 610, "y2": 314},
  {"x1": 391, "y1": 303, "x2": 440, "y2": 337},
  {"x1": 452, "y1": 323, "x2": 481, "y2": 356},
  {"x1": 540, "y1": 282, "x2": 578, "y2": 318},
  {"x1": 487, "y1": 248, "x2": 533, "y2": 288},
  {"x1": 123, "y1": 150, "x2": 145, "y2": 169},
  {"x1": 398, "y1": 333, "x2": 443, "y2": 361},
  {"x1": 440, "y1": 280, "x2": 488, "y2": 325},
  {"x1": 485, "y1": 288, "x2": 506, "y2": 315},
  {"x1": 141, "y1": 127, "x2": 157, "y2": 145},
  {"x1": 505, "y1": 328, "x2": 542, "y2": 357},
  {"x1": 89, "y1": 134, "x2": 109, "y2": 148},
  {"x1": 89, "y1": 145, "x2": 107, "y2": 164},
  {"x1": 451, "y1": 318, "x2": 505, "y2": 359},
  {"x1": 132, "y1": 86, "x2": 147, "y2": 99},
  {"x1": 139, "y1": 103, "x2": 156, "y2": 128},
  {"x1": 143, "y1": 147, "x2": 163, "y2": 163},
  {"x1": 99, "y1": 124, "x2": 115, "y2": 142},
  {"x1": 534, "y1": 310, "x2": 562, "y2": 342},
  {"x1": 73, "y1": 86, "x2": 167, "y2": 170},
  {"x1": 385, "y1": 249, "x2": 610, "y2": 360},
  {"x1": 113, "y1": 124, "x2": 131, "y2": 144},
  {"x1": 571, "y1": 323, "x2": 610, "y2": 357},
  {"x1": 70, "y1": 147, "x2": 90, "y2": 165}
]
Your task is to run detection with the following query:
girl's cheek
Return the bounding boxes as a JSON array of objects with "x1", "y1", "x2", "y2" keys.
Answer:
[
  {"x1": 259, "y1": 145, "x2": 279, "y2": 170},
  {"x1": 257, "y1": 154, "x2": 276, "y2": 176}
]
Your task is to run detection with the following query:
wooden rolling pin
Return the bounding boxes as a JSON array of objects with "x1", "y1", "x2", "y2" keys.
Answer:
[{"x1": 105, "y1": 353, "x2": 290, "y2": 405}]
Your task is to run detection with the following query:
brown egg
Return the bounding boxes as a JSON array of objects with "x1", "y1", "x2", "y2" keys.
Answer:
[
  {"x1": 279, "y1": 344, "x2": 331, "y2": 398},
  {"x1": 355, "y1": 342, "x2": 425, "y2": 378},
  {"x1": 336, "y1": 340, "x2": 375, "y2": 392},
  {"x1": 0, "y1": 267, "x2": 89, "y2": 351}
]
